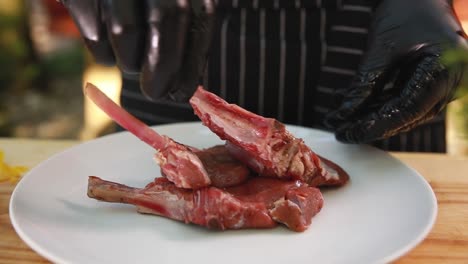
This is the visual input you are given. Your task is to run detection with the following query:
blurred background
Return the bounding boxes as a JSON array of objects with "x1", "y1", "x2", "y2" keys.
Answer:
[
  {"x1": 0, "y1": 0, "x2": 121, "y2": 141},
  {"x1": 0, "y1": 0, "x2": 467, "y2": 155}
]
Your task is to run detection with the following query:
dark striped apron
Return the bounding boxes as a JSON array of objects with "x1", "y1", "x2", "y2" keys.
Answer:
[{"x1": 120, "y1": 0, "x2": 447, "y2": 152}]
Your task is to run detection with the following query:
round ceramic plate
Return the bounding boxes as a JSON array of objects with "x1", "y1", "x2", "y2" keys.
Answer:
[{"x1": 10, "y1": 122, "x2": 437, "y2": 264}]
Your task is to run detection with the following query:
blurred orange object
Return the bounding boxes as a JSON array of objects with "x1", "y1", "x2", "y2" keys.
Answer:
[
  {"x1": 454, "y1": 0, "x2": 468, "y2": 31},
  {"x1": 43, "y1": 0, "x2": 80, "y2": 38}
]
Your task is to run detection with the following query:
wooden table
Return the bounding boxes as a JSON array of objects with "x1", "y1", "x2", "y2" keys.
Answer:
[{"x1": 1, "y1": 138, "x2": 467, "y2": 263}]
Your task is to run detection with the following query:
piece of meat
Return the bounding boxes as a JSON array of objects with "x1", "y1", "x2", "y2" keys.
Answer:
[
  {"x1": 87, "y1": 176, "x2": 323, "y2": 232},
  {"x1": 315, "y1": 155, "x2": 349, "y2": 187},
  {"x1": 84, "y1": 83, "x2": 250, "y2": 189},
  {"x1": 194, "y1": 145, "x2": 251, "y2": 188},
  {"x1": 226, "y1": 178, "x2": 324, "y2": 231},
  {"x1": 189, "y1": 87, "x2": 349, "y2": 187}
]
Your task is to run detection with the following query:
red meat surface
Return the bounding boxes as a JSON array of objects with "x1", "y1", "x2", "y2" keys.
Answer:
[
  {"x1": 190, "y1": 87, "x2": 348, "y2": 186},
  {"x1": 88, "y1": 176, "x2": 323, "y2": 232},
  {"x1": 84, "y1": 83, "x2": 349, "y2": 232},
  {"x1": 85, "y1": 83, "x2": 250, "y2": 189}
]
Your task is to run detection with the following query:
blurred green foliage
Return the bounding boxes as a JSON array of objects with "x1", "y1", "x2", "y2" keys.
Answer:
[
  {"x1": 442, "y1": 46, "x2": 468, "y2": 139},
  {"x1": 0, "y1": 0, "x2": 85, "y2": 137},
  {"x1": 441, "y1": 47, "x2": 468, "y2": 98},
  {"x1": 0, "y1": 1, "x2": 31, "y2": 135},
  {"x1": 0, "y1": 1, "x2": 40, "y2": 94}
]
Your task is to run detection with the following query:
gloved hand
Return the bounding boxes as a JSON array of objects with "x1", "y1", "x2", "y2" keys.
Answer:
[
  {"x1": 61, "y1": 0, "x2": 215, "y2": 101},
  {"x1": 324, "y1": 0, "x2": 468, "y2": 143}
]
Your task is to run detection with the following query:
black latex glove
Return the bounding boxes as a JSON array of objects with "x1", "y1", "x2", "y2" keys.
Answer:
[
  {"x1": 324, "y1": 0, "x2": 468, "y2": 143},
  {"x1": 61, "y1": 0, "x2": 215, "y2": 101}
]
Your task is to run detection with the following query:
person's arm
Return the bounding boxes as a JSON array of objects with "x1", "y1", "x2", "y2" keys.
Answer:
[
  {"x1": 60, "y1": 0, "x2": 215, "y2": 102},
  {"x1": 325, "y1": 0, "x2": 467, "y2": 143}
]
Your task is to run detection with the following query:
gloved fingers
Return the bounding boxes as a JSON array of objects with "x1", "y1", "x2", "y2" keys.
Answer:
[
  {"x1": 61, "y1": 0, "x2": 115, "y2": 65},
  {"x1": 324, "y1": 41, "x2": 394, "y2": 129},
  {"x1": 101, "y1": 0, "x2": 146, "y2": 74},
  {"x1": 140, "y1": 0, "x2": 191, "y2": 101},
  {"x1": 396, "y1": 105, "x2": 444, "y2": 134},
  {"x1": 336, "y1": 93, "x2": 447, "y2": 144},
  {"x1": 335, "y1": 54, "x2": 450, "y2": 143},
  {"x1": 323, "y1": 68, "x2": 390, "y2": 129},
  {"x1": 335, "y1": 103, "x2": 441, "y2": 144},
  {"x1": 168, "y1": 0, "x2": 216, "y2": 102}
]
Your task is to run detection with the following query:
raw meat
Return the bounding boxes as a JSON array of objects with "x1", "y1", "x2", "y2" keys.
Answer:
[
  {"x1": 189, "y1": 87, "x2": 348, "y2": 186},
  {"x1": 193, "y1": 145, "x2": 251, "y2": 188},
  {"x1": 84, "y1": 83, "x2": 250, "y2": 189},
  {"x1": 84, "y1": 83, "x2": 349, "y2": 232},
  {"x1": 87, "y1": 176, "x2": 323, "y2": 232}
]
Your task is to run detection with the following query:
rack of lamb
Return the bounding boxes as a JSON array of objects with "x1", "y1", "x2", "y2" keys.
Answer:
[{"x1": 84, "y1": 83, "x2": 349, "y2": 232}]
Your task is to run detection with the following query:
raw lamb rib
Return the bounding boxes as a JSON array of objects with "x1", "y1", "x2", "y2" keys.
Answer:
[
  {"x1": 189, "y1": 87, "x2": 348, "y2": 187},
  {"x1": 88, "y1": 176, "x2": 323, "y2": 232},
  {"x1": 84, "y1": 83, "x2": 250, "y2": 189},
  {"x1": 84, "y1": 83, "x2": 347, "y2": 232}
]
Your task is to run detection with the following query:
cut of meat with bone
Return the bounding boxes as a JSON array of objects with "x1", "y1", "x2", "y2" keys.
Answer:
[
  {"x1": 189, "y1": 87, "x2": 348, "y2": 187},
  {"x1": 88, "y1": 176, "x2": 275, "y2": 230},
  {"x1": 84, "y1": 83, "x2": 349, "y2": 233},
  {"x1": 84, "y1": 83, "x2": 250, "y2": 189},
  {"x1": 88, "y1": 176, "x2": 323, "y2": 232},
  {"x1": 84, "y1": 83, "x2": 210, "y2": 189}
]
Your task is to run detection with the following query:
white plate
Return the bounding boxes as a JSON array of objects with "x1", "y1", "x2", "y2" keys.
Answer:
[{"x1": 10, "y1": 122, "x2": 437, "y2": 264}]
